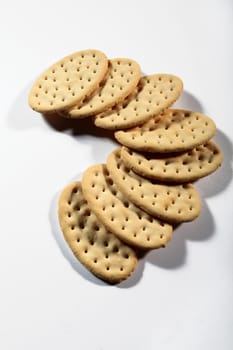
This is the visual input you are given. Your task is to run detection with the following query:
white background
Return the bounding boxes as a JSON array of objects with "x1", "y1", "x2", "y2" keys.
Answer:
[{"x1": 0, "y1": 0, "x2": 232, "y2": 349}]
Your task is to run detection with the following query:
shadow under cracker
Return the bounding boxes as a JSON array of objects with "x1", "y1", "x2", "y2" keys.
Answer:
[
  {"x1": 42, "y1": 112, "x2": 116, "y2": 141},
  {"x1": 146, "y1": 199, "x2": 215, "y2": 269},
  {"x1": 174, "y1": 90, "x2": 204, "y2": 113},
  {"x1": 196, "y1": 129, "x2": 233, "y2": 197}
]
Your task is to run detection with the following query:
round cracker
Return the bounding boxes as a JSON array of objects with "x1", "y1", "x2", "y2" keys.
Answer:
[
  {"x1": 94, "y1": 74, "x2": 183, "y2": 130},
  {"x1": 120, "y1": 141, "x2": 223, "y2": 183},
  {"x1": 58, "y1": 181, "x2": 137, "y2": 284},
  {"x1": 69, "y1": 58, "x2": 141, "y2": 118},
  {"x1": 115, "y1": 109, "x2": 216, "y2": 153},
  {"x1": 29, "y1": 49, "x2": 108, "y2": 113}
]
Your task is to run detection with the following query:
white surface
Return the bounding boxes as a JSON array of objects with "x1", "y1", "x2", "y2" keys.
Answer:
[{"x1": 0, "y1": 0, "x2": 232, "y2": 349}]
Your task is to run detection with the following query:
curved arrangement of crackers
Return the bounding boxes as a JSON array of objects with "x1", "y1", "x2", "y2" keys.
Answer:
[
  {"x1": 29, "y1": 49, "x2": 223, "y2": 284},
  {"x1": 106, "y1": 149, "x2": 201, "y2": 223}
]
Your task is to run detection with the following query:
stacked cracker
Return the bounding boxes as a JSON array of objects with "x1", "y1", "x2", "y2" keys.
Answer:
[{"x1": 29, "y1": 49, "x2": 223, "y2": 284}]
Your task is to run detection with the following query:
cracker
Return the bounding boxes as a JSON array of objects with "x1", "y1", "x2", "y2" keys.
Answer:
[
  {"x1": 58, "y1": 181, "x2": 137, "y2": 284},
  {"x1": 29, "y1": 49, "x2": 108, "y2": 113},
  {"x1": 107, "y1": 149, "x2": 201, "y2": 223},
  {"x1": 69, "y1": 58, "x2": 141, "y2": 118},
  {"x1": 82, "y1": 164, "x2": 173, "y2": 249},
  {"x1": 121, "y1": 141, "x2": 223, "y2": 183},
  {"x1": 94, "y1": 74, "x2": 183, "y2": 130},
  {"x1": 115, "y1": 109, "x2": 216, "y2": 152}
]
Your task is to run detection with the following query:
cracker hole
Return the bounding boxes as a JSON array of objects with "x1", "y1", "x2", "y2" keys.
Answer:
[
  {"x1": 113, "y1": 246, "x2": 119, "y2": 253},
  {"x1": 79, "y1": 222, "x2": 85, "y2": 229}
]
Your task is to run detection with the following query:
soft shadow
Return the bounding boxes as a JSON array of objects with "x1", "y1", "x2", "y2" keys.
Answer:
[
  {"x1": 7, "y1": 83, "x2": 46, "y2": 130},
  {"x1": 174, "y1": 90, "x2": 204, "y2": 112},
  {"x1": 117, "y1": 250, "x2": 146, "y2": 288},
  {"x1": 176, "y1": 200, "x2": 215, "y2": 242},
  {"x1": 147, "y1": 199, "x2": 215, "y2": 269},
  {"x1": 43, "y1": 112, "x2": 115, "y2": 140},
  {"x1": 196, "y1": 129, "x2": 233, "y2": 197},
  {"x1": 43, "y1": 113, "x2": 117, "y2": 165}
]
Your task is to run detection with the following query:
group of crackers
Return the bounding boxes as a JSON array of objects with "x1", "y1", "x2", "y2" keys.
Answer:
[{"x1": 29, "y1": 49, "x2": 223, "y2": 284}]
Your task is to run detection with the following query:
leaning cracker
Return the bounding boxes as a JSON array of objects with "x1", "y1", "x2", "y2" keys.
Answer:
[
  {"x1": 121, "y1": 141, "x2": 223, "y2": 183},
  {"x1": 29, "y1": 49, "x2": 108, "y2": 113},
  {"x1": 107, "y1": 149, "x2": 201, "y2": 223},
  {"x1": 82, "y1": 164, "x2": 173, "y2": 249},
  {"x1": 94, "y1": 74, "x2": 183, "y2": 130},
  {"x1": 115, "y1": 109, "x2": 216, "y2": 152},
  {"x1": 58, "y1": 181, "x2": 137, "y2": 284},
  {"x1": 69, "y1": 58, "x2": 141, "y2": 118}
]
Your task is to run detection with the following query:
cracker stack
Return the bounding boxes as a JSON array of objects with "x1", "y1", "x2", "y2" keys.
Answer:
[{"x1": 29, "y1": 49, "x2": 223, "y2": 284}]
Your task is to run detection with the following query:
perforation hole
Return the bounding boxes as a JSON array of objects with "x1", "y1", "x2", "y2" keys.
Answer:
[
  {"x1": 113, "y1": 246, "x2": 119, "y2": 253},
  {"x1": 79, "y1": 221, "x2": 85, "y2": 229}
]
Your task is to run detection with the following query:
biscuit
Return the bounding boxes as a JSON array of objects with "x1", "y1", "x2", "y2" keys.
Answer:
[
  {"x1": 94, "y1": 74, "x2": 183, "y2": 130},
  {"x1": 29, "y1": 49, "x2": 108, "y2": 113},
  {"x1": 120, "y1": 141, "x2": 223, "y2": 183},
  {"x1": 69, "y1": 58, "x2": 141, "y2": 118},
  {"x1": 82, "y1": 164, "x2": 173, "y2": 249},
  {"x1": 107, "y1": 149, "x2": 201, "y2": 223},
  {"x1": 58, "y1": 181, "x2": 137, "y2": 284},
  {"x1": 115, "y1": 109, "x2": 216, "y2": 152}
]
